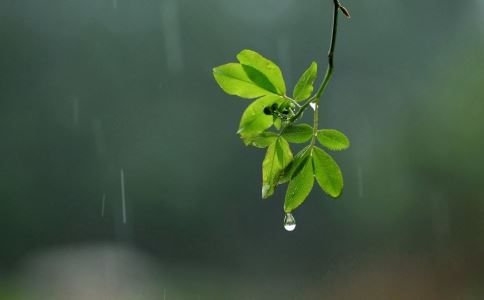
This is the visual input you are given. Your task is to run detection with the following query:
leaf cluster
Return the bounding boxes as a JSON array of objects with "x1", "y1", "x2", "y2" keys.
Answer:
[{"x1": 213, "y1": 50, "x2": 350, "y2": 212}]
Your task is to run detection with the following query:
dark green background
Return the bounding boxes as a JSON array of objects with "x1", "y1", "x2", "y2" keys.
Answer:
[{"x1": 1, "y1": 0, "x2": 484, "y2": 299}]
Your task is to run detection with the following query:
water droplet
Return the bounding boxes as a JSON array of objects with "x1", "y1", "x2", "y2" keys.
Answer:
[
  {"x1": 309, "y1": 102, "x2": 316, "y2": 111},
  {"x1": 284, "y1": 213, "x2": 296, "y2": 231},
  {"x1": 262, "y1": 184, "x2": 270, "y2": 198}
]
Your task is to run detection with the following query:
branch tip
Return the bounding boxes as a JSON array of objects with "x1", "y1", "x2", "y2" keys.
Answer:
[{"x1": 339, "y1": 5, "x2": 351, "y2": 19}]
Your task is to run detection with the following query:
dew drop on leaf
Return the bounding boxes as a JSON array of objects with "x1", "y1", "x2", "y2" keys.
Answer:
[
  {"x1": 284, "y1": 212, "x2": 296, "y2": 231},
  {"x1": 262, "y1": 184, "x2": 271, "y2": 198}
]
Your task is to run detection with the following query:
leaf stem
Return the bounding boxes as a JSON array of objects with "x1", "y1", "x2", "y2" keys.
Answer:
[
  {"x1": 310, "y1": 0, "x2": 344, "y2": 147},
  {"x1": 289, "y1": 99, "x2": 312, "y2": 122},
  {"x1": 280, "y1": 1, "x2": 346, "y2": 141},
  {"x1": 311, "y1": 103, "x2": 319, "y2": 147},
  {"x1": 314, "y1": 0, "x2": 341, "y2": 103},
  {"x1": 283, "y1": 95, "x2": 301, "y2": 108}
]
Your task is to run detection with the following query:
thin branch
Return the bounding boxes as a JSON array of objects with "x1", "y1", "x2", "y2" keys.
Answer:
[
  {"x1": 281, "y1": 0, "x2": 347, "y2": 136},
  {"x1": 314, "y1": 0, "x2": 342, "y2": 102},
  {"x1": 310, "y1": 0, "x2": 344, "y2": 144}
]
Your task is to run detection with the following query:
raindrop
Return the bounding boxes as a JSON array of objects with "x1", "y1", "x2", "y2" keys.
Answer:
[
  {"x1": 309, "y1": 102, "x2": 316, "y2": 111},
  {"x1": 284, "y1": 213, "x2": 296, "y2": 231}
]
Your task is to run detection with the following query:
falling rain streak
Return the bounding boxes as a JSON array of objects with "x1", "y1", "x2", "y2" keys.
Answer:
[
  {"x1": 101, "y1": 194, "x2": 106, "y2": 217},
  {"x1": 120, "y1": 169, "x2": 127, "y2": 224},
  {"x1": 161, "y1": 0, "x2": 184, "y2": 74}
]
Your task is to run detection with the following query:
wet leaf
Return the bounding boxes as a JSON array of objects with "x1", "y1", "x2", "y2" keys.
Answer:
[
  {"x1": 213, "y1": 63, "x2": 277, "y2": 99},
  {"x1": 238, "y1": 95, "x2": 286, "y2": 143},
  {"x1": 312, "y1": 147, "x2": 343, "y2": 198},
  {"x1": 279, "y1": 145, "x2": 312, "y2": 184},
  {"x1": 317, "y1": 129, "x2": 350, "y2": 151},
  {"x1": 282, "y1": 123, "x2": 313, "y2": 144},
  {"x1": 273, "y1": 118, "x2": 282, "y2": 130},
  {"x1": 284, "y1": 156, "x2": 314, "y2": 212},
  {"x1": 293, "y1": 62, "x2": 318, "y2": 101},
  {"x1": 237, "y1": 49, "x2": 286, "y2": 95},
  {"x1": 242, "y1": 65, "x2": 278, "y2": 95},
  {"x1": 247, "y1": 132, "x2": 278, "y2": 148},
  {"x1": 262, "y1": 137, "x2": 293, "y2": 198}
]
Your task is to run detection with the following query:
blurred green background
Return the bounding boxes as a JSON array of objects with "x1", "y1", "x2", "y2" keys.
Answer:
[{"x1": 1, "y1": 0, "x2": 484, "y2": 299}]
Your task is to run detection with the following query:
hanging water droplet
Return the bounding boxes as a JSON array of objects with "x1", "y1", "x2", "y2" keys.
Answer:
[{"x1": 284, "y1": 213, "x2": 296, "y2": 231}]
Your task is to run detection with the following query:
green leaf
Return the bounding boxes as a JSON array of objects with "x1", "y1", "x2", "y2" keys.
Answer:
[
  {"x1": 284, "y1": 156, "x2": 314, "y2": 212},
  {"x1": 293, "y1": 62, "x2": 318, "y2": 101},
  {"x1": 273, "y1": 118, "x2": 282, "y2": 130},
  {"x1": 262, "y1": 137, "x2": 293, "y2": 199},
  {"x1": 238, "y1": 95, "x2": 286, "y2": 143},
  {"x1": 312, "y1": 147, "x2": 343, "y2": 198},
  {"x1": 317, "y1": 129, "x2": 350, "y2": 151},
  {"x1": 278, "y1": 145, "x2": 311, "y2": 184},
  {"x1": 237, "y1": 49, "x2": 286, "y2": 95},
  {"x1": 282, "y1": 123, "x2": 313, "y2": 144},
  {"x1": 242, "y1": 65, "x2": 278, "y2": 95},
  {"x1": 213, "y1": 63, "x2": 277, "y2": 99},
  {"x1": 247, "y1": 132, "x2": 277, "y2": 148}
]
